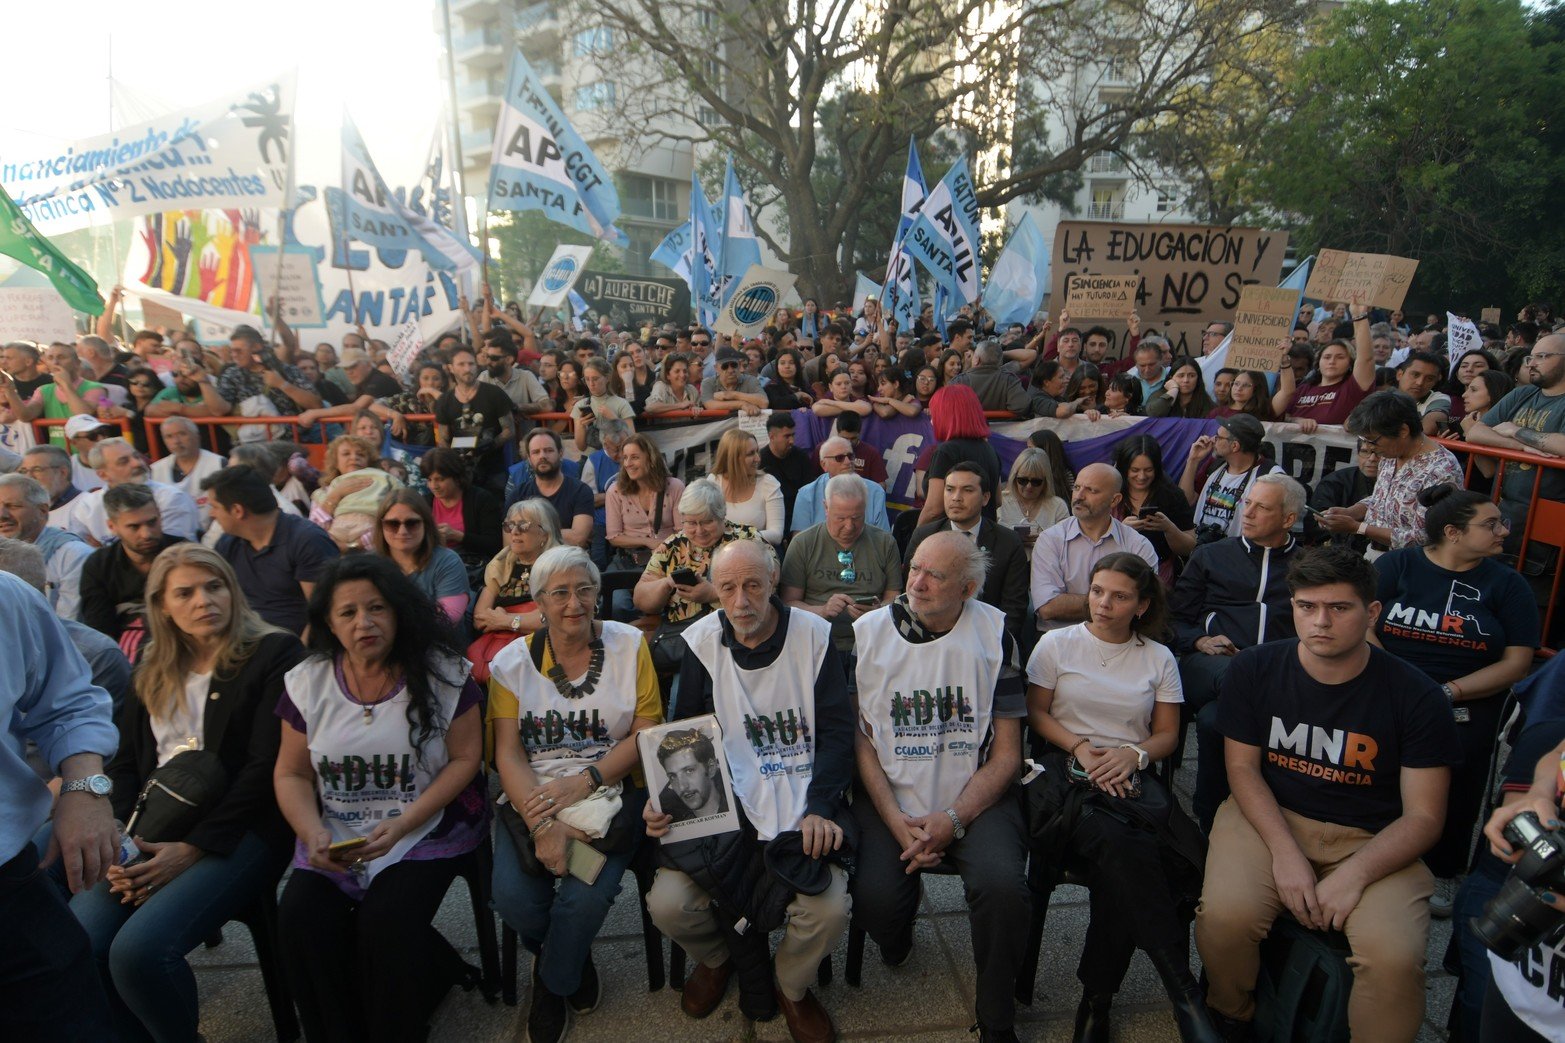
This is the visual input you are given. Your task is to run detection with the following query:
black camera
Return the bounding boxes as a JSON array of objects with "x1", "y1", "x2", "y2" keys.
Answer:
[{"x1": 1471, "y1": 811, "x2": 1565, "y2": 960}]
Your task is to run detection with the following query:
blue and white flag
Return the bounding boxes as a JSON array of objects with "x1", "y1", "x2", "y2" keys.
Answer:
[
  {"x1": 906, "y1": 155, "x2": 982, "y2": 305},
  {"x1": 853, "y1": 272, "x2": 883, "y2": 314},
  {"x1": 880, "y1": 137, "x2": 925, "y2": 331},
  {"x1": 488, "y1": 49, "x2": 626, "y2": 246},
  {"x1": 689, "y1": 174, "x2": 721, "y2": 327},
  {"x1": 569, "y1": 289, "x2": 589, "y2": 319},
  {"x1": 981, "y1": 212, "x2": 1050, "y2": 327},
  {"x1": 651, "y1": 220, "x2": 692, "y2": 282},
  {"x1": 716, "y1": 156, "x2": 761, "y2": 287}
]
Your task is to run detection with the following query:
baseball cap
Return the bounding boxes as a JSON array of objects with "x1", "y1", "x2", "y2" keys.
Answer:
[
  {"x1": 64, "y1": 414, "x2": 117, "y2": 439},
  {"x1": 715, "y1": 346, "x2": 745, "y2": 365}
]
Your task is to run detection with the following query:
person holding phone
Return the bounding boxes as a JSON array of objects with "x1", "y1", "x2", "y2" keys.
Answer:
[
  {"x1": 487, "y1": 546, "x2": 661, "y2": 1043},
  {"x1": 273, "y1": 556, "x2": 485, "y2": 1042},
  {"x1": 1112, "y1": 436, "x2": 1196, "y2": 583}
]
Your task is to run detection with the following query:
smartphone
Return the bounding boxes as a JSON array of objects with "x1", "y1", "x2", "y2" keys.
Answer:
[
  {"x1": 853, "y1": 595, "x2": 880, "y2": 606},
  {"x1": 1066, "y1": 756, "x2": 1092, "y2": 785},
  {"x1": 328, "y1": 836, "x2": 369, "y2": 858},
  {"x1": 565, "y1": 839, "x2": 607, "y2": 885},
  {"x1": 671, "y1": 567, "x2": 700, "y2": 586},
  {"x1": 1302, "y1": 503, "x2": 1327, "y2": 518},
  {"x1": 1012, "y1": 524, "x2": 1032, "y2": 537},
  {"x1": 1138, "y1": 506, "x2": 1162, "y2": 518}
]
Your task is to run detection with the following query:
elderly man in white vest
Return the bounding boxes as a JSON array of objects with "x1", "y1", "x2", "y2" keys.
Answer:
[
  {"x1": 851, "y1": 530, "x2": 1030, "y2": 1043},
  {"x1": 644, "y1": 538, "x2": 853, "y2": 1043}
]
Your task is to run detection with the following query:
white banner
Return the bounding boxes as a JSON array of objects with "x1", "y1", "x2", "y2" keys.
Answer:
[
  {"x1": 0, "y1": 286, "x2": 76, "y2": 342},
  {"x1": 1447, "y1": 311, "x2": 1482, "y2": 369},
  {"x1": 526, "y1": 245, "x2": 593, "y2": 308},
  {"x1": 712, "y1": 265, "x2": 797, "y2": 338},
  {"x1": 3, "y1": 73, "x2": 297, "y2": 235}
]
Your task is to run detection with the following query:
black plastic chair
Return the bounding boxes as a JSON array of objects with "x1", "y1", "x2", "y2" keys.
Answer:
[
  {"x1": 453, "y1": 836, "x2": 503, "y2": 1003},
  {"x1": 232, "y1": 892, "x2": 301, "y2": 1042}
]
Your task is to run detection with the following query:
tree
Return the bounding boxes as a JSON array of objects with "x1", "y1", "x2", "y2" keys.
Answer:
[
  {"x1": 485, "y1": 210, "x2": 621, "y2": 306},
  {"x1": 569, "y1": 0, "x2": 1313, "y2": 302},
  {"x1": 1249, "y1": 0, "x2": 1565, "y2": 310}
]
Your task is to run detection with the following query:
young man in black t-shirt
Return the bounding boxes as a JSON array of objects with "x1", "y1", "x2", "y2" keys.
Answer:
[
  {"x1": 433, "y1": 345, "x2": 515, "y2": 493},
  {"x1": 758, "y1": 411, "x2": 818, "y2": 535},
  {"x1": 1195, "y1": 546, "x2": 1461, "y2": 1042}
]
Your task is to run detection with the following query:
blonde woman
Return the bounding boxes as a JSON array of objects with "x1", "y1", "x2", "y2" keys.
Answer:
[
  {"x1": 997, "y1": 448, "x2": 1069, "y2": 559},
  {"x1": 308, "y1": 434, "x2": 402, "y2": 550},
  {"x1": 707, "y1": 428, "x2": 784, "y2": 545},
  {"x1": 80, "y1": 544, "x2": 306, "y2": 1042}
]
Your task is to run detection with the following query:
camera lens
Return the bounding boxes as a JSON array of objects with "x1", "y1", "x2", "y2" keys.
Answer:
[{"x1": 1472, "y1": 877, "x2": 1565, "y2": 961}]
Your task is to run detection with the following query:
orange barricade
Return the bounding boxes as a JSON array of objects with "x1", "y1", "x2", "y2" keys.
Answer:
[
  {"x1": 29, "y1": 416, "x2": 134, "y2": 453},
  {"x1": 1435, "y1": 436, "x2": 1565, "y2": 649}
]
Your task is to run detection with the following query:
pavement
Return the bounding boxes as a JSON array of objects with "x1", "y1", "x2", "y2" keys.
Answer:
[{"x1": 190, "y1": 741, "x2": 1458, "y2": 1042}]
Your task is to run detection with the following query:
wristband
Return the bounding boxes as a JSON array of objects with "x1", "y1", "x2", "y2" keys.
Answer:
[
  {"x1": 1068, "y1": 737, "x2": 1089, "y2": 757},
  {"x1": 582, "y1": 765, "x2": 604, "y2": 789},
  {"x1": 1352, "y1": 314, "x2": 1371, "y2": 323},
  {"x1": 529, "y1": 817, "x2": 555, "y2": 840},
  {"x1": 1356, "y1": 520, "x2": 1369, "y2": 536}
]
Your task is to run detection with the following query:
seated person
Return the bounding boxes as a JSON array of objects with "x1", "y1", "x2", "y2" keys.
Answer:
[
  {"x1": 502, "y1": 428, "x2": 594, "y2": 550},
  {"x1": 781, "y1": 474, "x2": 902, "y2": 657},
  {"x1": 647, "y1": 540, "x2": 854, "y2": 1043},
  {"x1": 1178, "y1": 414, "x2": 1278, "y2": 542},
  {"x1": 418, "y1": 447, "x2": 502, "y2": 577},
  {"x1": 1195, "y1": 546, "x2": 1462, "y2": 1042},
  {"x1": 468, "y1": 499, "x2": 561, "y2": 684},
  {"x1": 854, "y1": 532, "x2": 1030, "y2": 1041},
  {"x1": 68, "y1": 438, "x2": 201, "y2": 546},
  {"x1": 308, "y1": 434, "x2": 402, "y2": 551},
  {"x1": 1030, "y1": 463, "x2": 1157, "y2": 634},
  {"x1": 815, "y1": 411, "x2": 887, "y2": 485},
  {"x1": 790, "y1": 437, "x2": 890, "y2": 533},
  {"x1": 0, "y1": 473, "x2": 92, "y2": 620},
  {"x1": 371, "y1": 491, "x2": 470, "y2": 624},
  {"x1": 758, "y1": 412, "x2": 820, "y2": 533},
  {"x1": 699, "y1": 347, "x2": 768, "y2": 414},
  {"x1": 79, "y1": 484, "x2": 184, "y2": 654}
]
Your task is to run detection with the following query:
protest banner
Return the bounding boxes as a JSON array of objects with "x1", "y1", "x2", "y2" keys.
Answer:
[
  {"x1": 906, "y1": 156, "x2": 982, "y2": 304},
  {"x1": 1062, "y1": 273, "x2": 1138, "y2": 318},
  {"x1": 712, "y1": 265, "x2": 797, "y2": 338},
  {"x1": 138, "y1": 299, "x2": 187, "y2": 333},
  {"x1": 527, "y1": 245, "x2": 593, "y2": 308},
  {"x1": 0, "y1": 286, "x2": 76, "y2": 341},
  {"x1": 1049, "y1": 221, "x2": 1288, "y2": 356},
  {"x1": 1227, "y1": 285, "x2": 1301, "y2": 371},
  {"x1": 1302, "y1": 249, "x2": 1419, "y2": 311},
  {"x1": 249, "y1": 246, "x2": 326, "y2": 327},
  {"x1": 1447, "y1": 312, "x2": 1483, "y2": 369},
  {"x1": 2, "y1": 73, "x2": 297, "y2": 235},
  {"x1": 386, "y1": 317, "x2": 424, "y2": 380},
  {"x1": 574, "y1": 270, "x2": 690, "y2": 326},
  {"x1": 1481, "y1": 307, "x2": 1501, "y2": 325}
]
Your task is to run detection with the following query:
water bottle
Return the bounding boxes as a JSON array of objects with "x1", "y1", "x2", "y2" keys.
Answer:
[{"x1": 114, "y1": 822, "x2": 142, "y2": 867}]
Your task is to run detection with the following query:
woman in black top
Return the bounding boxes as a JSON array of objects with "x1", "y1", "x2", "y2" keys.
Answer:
[
  {"x1": 916, "y1": 383, "x2": 1001, "y2": 524},
  {"x1": 764, "y1": 347, "x2": 814, "y2": 410},
  {"x1": 1112, "y1": 436, "x2": 1196, "y2": 583}
]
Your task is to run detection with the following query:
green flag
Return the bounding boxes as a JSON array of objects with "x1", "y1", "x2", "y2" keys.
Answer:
[{"x1": 0, "y1": 184, "x2": 103, "y2": 316}]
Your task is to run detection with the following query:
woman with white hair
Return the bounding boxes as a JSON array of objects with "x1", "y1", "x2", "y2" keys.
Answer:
[
  {"x1": 487, "y1": 546, "x2": 662, "y2": 1043},
  {"x1": 468, "y1": 498, "x2": 563, "y2": 683}
]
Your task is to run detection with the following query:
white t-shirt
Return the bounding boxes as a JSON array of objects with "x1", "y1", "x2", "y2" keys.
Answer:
[
  {"x1": 717, "y1": 473, "x2": 785, "y2": 545},
  {"x1": 1025, "y1": 623, "x2": 1182, "y2": 747},
  {"x1": 151, "y1": 670, "x2": 211, "y2": 767},
  {"x1": 151, "y1": 449, "x2": 227, "y2": 531},
  {"x1": 1194, "y1": 463, "x2": 1276, "y2": 538}
]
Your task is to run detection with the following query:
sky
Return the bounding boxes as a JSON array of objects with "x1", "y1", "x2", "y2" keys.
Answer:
[{"x1": 0, "y1": 0, "x2": 445, "y2": 189}]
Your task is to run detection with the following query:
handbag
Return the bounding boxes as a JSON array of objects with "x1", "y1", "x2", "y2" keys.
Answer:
[{"x1": 124, "y1": 748, "x2": 230, "y2": 843}]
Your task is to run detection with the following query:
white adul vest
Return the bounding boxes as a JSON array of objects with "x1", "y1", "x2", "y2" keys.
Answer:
[
  {"x1": 488, "y1": 621, "x2": 643, "y2": 781},
  {"x1": 285, "y1": 653, "x2": 469, "y2": 884},
  {"x1": 854, "y1": 601, "x2": 1004, "y2": 817},
  {"x1": 685, "y1": 608, "x2": 832, "y2": 841}
]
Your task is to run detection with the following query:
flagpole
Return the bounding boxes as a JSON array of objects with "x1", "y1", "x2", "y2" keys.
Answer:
[
  {"x1": 266, "y1": 209, "x2": 290, "y2": 353},
  {"x1": 105, "y1": 37, "x2": 126, "y2": 338}
]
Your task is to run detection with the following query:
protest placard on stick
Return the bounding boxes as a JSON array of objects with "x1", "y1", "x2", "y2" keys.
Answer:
[{"x1": 1228, "y1": 285, "x2": 1300, "y2": 371}]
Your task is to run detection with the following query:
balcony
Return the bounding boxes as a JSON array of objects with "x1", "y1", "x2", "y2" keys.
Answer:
[
  {"x1": 1086, "y1": 201, "x2": 1126, "y2": 220},
  {"x1": 458, "y1": 76, "x2": 502, "y2": 103},
  {"x1": 453, "y1": 25, "x2": 505, "y2": 66},
  {"x1": 1087, "y1": 153, "x2": 1124, "y2": 174},
  {"x1": 516, "y1": 2, "x2": 560, "y2": 38}
]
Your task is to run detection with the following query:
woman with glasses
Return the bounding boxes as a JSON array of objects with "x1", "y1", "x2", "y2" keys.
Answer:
[
  {"x1": 998, "y1": 448, "x2": 1069, "y2": 561},
  {"x1": 642, "y1": 352, "x2": 703, "y2": 416},
  {"x1": 99, "y1": 368, "x2": 164, "y2": 455},
  {"x1": 373, "y1": 489, "x2": 470, "y2": 624},
  {"x1": 1372, "y1": 484, "x2": 1537, "y2": 907},
  {"x1": 487, "y1": 546, "x2": 662, "y2": 1043},
  {"x1": 469, "y1": 499, "x2": 563, "y2": 683},
  {"x1": 1222, "y1": 370, "x2": 1276, "y2": 422},
  {"x1": 1318, "y1": 390, "x2": 1465, "y2": 552}
]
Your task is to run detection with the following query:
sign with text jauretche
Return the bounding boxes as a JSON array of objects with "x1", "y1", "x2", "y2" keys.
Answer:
[
  {"x1": 1303, "y1": 249, "x2": 1419, "y2": 311},
  {"x1": 1227, "y1": 285, "x2": 1301, "y2": 372},
  {"x1": 1062, "y1": 274, "x2": 1138, "y2": 318}
]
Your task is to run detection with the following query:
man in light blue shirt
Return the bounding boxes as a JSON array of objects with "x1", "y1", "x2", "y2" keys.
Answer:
[
  {"x1": 0, "y1": 570, "x2": 118, "y2": 1034},
  {"x1": 1132, "y1": 338, "x2": 1171, "y2": 403},
  {"x1": 790, "y1": 437, "x2": 890, "y2": 533},
  {"x1": 1030, "y1": 463, "x2": 1159, "y2": 632}
]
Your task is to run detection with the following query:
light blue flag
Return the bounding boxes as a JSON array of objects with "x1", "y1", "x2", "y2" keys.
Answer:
[
  {"x1": 853, "y1": 272, "x2": 882, "y2": 315},
  {"x1": 1279, "y1": 255, "x2": 1314, "y2": 313},
  {"x1": 981, "y1": 212, "x2": 1050, "y2": 327},
  {"x1": 568, "y1": 289, "x2": 589, "y2": 319},
  {"x1": 689, "y1": 174, "x2": 721, "y2": 327},
  {"x1": 488, "y1": 49, "x2": 626, "y2": 246},
  {"x1": 716, "y1": 156, "x2": 761, "y2": 287},
  {"x1": 906, "y1": 156, "x2": 982, "y2": 305},
  {"x1": 651, "y1": 221, "x2": 692, "y2": 282},
  {"x1": 934, "y1": 284, "x2": 950, "y2": 339},
  {"x1": 880, "y1": 137, "x2": 926, "y2": 331}
]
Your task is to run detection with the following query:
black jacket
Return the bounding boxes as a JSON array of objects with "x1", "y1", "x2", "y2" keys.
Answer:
[
  {"x1": 1169, "y1": 535, "x2": 1298, "y2": 655},
  {"x1": 108, "y1": 631, "x2": 306, "y2": 857},
  {"x1": 425, "y1": 485, "x2": 502, "y2": 571},
  {"x1": 904, "y1": 517, "x2": 1030, "y2": 643}
]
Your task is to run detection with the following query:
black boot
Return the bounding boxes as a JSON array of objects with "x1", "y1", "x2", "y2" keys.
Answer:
[
  {"x1": 1147, "y1": 946, "x2": 1223, "y2": 1043},
  {"x1": 1071, "y1": 992, "x2": 1112, "y2": 1043}
]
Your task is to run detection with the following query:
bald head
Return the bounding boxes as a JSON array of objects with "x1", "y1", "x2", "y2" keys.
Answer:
[
  {"x1": 1530, "y1": 333, "x2": 1565, "y2": 389},
  {"x1": 1070, "y1": 462, "x2": 1123, "y2": 523},
  {"x1": 712, "y1": 539, "x2": 780, "y2": 643}
]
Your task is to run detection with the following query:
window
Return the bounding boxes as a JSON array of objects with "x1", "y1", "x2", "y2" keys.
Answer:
[
  {"x1": 574, "y1": 81, "x2": 616, "y2": 110},
  {"x1": 697, "y1": 105, "x2": 720, "y2": 126},
  {"x1": 573, "y1": 27, "x2": 613, "y2": 57},
  {"x1": 1156, "y1": 189, "x2": 1176, "y2": 214},
  {"x1": 620, "y1": 175, "x2": 680, "y2": 221},
  {"x1": 623, "y1": 227, "x2": 665, "y2": 276},
  {"x1": 1088, "y1": 184, "x2": 1124, "y2": 220}
]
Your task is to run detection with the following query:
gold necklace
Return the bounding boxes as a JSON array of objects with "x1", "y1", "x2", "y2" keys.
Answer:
[
  {"x1": 344, "y1": 659, "x2": 397, "y2": 725},
  {"x1": 1086, "y1": 626, "x2": 1136, "y2": 668}
]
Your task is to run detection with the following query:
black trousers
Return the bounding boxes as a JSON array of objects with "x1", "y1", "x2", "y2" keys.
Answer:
[
  {"x1": 277, "y1": 857, "x2": 461, "y2": 1042},
  {"x1": 1428, "y1": 694, "x2": 1506, "y2": 878},
  {"x1": 1181, "y1": 651, "x2": 1234, "y2": 835},
  {"x1": 0, "y1": 843, "x2": 115, "y2": 1041},
  {"x1": 1067, "y1": 789, "x2": 1191, "y2": 994},
  {"x1": 850, "y1": 788, "x2": 1031, "y2": 1030}
]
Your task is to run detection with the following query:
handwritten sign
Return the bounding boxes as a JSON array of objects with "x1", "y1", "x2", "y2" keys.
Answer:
[
  {"x1": 1050, "y1": 221, "x2": 1288, "y2": 356},
  {"x1": 138, "y1": 299, "x2": 187, "y2": 333},
  {"x1": 1481, "y1": 307, "x2": 1501, "y2": 325},
  {"x1": 0, "y1": 287, "x2": 76, "y2": 342},
  {"x1": 1447, "y1": 312, "x2": 1483, "y2": 369},
  {"x1": 1303, "y1": 249, "x2": 1419, "y2": 311},
  {"x1": 1062, "y1": 274, "x2": 1139, "y2": 318},
  {"x1": 1228, "y1": 285, "x2": 1301, "y2": 371},
  {"x1": 386, "y1": 317, "x2": 424, "y2": 380}
]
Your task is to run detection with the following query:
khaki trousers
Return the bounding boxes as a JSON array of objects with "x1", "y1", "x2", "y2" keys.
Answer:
[
  {"x1": 647, "y1": 865, "x2": 850, "y2": 1001},
  {"x1": 1194, "y1": 800, "x2": 1434, "y2": 1042}
]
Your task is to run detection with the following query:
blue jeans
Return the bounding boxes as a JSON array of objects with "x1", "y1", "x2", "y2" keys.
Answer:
[
  {"x1": 66, "y1": 830, "x2": 275, "y2": 1043},
  {"x1": 491, "y1": 788, "x2": 644, "y2": 997}
]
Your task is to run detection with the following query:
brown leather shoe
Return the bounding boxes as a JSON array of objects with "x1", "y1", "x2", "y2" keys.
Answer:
[
  {"x1": 679, "y1": 960, "x2": 732, "y2": 1018},
  {"x1": 776, "y1": 987, "x2": 836, "y2": 1043}
]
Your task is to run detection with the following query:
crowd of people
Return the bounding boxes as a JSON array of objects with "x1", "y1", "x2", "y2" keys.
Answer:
[{"x1": 4, "y1": 287, "x2": 1565, "y2": 1043}]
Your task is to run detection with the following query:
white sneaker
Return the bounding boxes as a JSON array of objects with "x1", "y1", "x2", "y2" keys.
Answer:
[{"x1": 1430, "y1": 877, "x2": 1458, "y2": 919}]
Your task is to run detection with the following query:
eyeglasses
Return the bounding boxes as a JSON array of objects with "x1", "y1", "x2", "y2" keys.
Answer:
[
  {"x1": 1469, "y1": 516, "x2": 1511, "y2": 533},
  {"x1": 691, "y1": 340, "x2": 711, "y2": 347},
  {"x1": 382, "y1": 518, "x2": 424, "y2": 531},
  {"x1": 17, "y1": 465, "x2": 62, "y2": 478},
  {"x1": 719, "y1": 361, "x2": 740, "y2": 370},
  {"x1": 1014, "y1": 476, "x2": 1045, "y2": 488},
  {"x1": 1526, "y1": 352, "x2": 1565, "y2": 362},
  {"x1": 540, "y1": 583, "x2": 600, "y2": 605},
  {"x1": 821, "y1": 452, "x2": 852, "y2": 463},
  {"x1": 502, "y1": 521, "x2": 534, "y2": 534},
  {"x1": 836, "y1": 549, "x2": 856, "y2": 583}
]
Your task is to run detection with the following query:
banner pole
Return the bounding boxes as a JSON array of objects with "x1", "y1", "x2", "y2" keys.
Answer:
[{"x1": 266, "y1": 210, "x2": 290, "y2": 352}]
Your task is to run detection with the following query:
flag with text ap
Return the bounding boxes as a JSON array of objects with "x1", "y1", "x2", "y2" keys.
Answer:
[
  {"x1": 981, "y1": 212, "x2": 1048, "y2": 327},
  {"x1": 488, "y1": 49, "x2": 626, "y2": 246},
  {"x1": 906, "y1": 155, "x2": 981, "y2": 304},
  {"x1": 880, "y1": 137, "x2": 925, "y2": 330}
]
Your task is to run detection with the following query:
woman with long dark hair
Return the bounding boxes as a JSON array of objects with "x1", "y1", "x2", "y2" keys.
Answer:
[
  {"x1": 1224, "y1": 370, "x2": 1275, "y2": 422},
  {"x1": 1145, "y1": 358, "x2": 1216, "y2": 419},
  {"x1": 764, "y1": 347, "x2": 814, "y2": 410},
  {"x1": 419, "y1": 446, "x2": 502, "y2": 576},
  {"x1": 373, "y1": 489, "x2": 471, "y2": 624},
  {"x1": 274, "y1": 555, "x2": 486, "y2": 1042},
  {"x1": 1111, "y1": 436, "x2": 1196, "y2": 580}
]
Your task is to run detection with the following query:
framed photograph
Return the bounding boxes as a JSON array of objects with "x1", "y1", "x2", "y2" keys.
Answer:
[{"x1": 638, "y1": 715, "x2": 741, "y2": 843}]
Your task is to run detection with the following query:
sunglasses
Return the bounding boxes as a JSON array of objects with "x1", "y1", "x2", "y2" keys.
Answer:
[
  {"x1": 502, "y1": 521, "x2": 534, "y2": 534},
  {"x1": 719, "y1": 361, "x2": 740, "y2": 370},
  {"x1": 382, "y1": 518, "x2": 424, "y2": 531},
  {"x1": 1014, "y1": 476, "x2": 1046, "y2": 488},
  {"x1": 821, "y1": 452, "x2": 852, "y2": 463},
  {"x1": 691, "y1": 340, "x2": 711, "y2": 347},
  {"x1": 836, "y1": 549, "x2": 856, "y2": 583}
]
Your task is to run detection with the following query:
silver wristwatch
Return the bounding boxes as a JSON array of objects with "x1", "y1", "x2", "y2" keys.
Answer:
[
  {"x1": 1119, "y1": 744, "x2": 1150, "y2": 771},
  {"x1": 61, "y1": 774, "x2": 113, "y2": 798},
  {"x1": 944, "y1": 807, "x2": 966, "y2": 840}
]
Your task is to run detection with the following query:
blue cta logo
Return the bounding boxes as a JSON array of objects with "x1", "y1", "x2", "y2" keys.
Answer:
[
  {"x1": 543, "y1": 256, "x2": 579, "y2": 292},
  {"x1": 730, "y1": 282, "x2": 778, "y2": 326}
]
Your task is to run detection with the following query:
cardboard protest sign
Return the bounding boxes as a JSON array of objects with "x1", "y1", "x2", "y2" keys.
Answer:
[
  {"x1": 713, "y1": 265, "x2": 798, "y2": 338},
  {"x1": 1062, "y1": 274, "x2": 1138, "y2": 318},
  {"x1": 249, "y1": 246, "x2": 326, "y2": 327},
  {"x1": 0, "y1": 286, "x2": 75, "y2": 342},
  {"x1": 526, "y1": 245, "x2": 593, "y2": 308},
  {"x1": 138, "y1": 299, "x2": 187, "y2": 333},
  {"x1": 1302, "y1": 249, "x2": 1419, "y2": 311},
  {"x1": 1228, "y1": 285, "x2": 1301, "y2": 371},
  {"x1": 1049, "y1": 221, "x2": 1288, "y2": 356},
  {"x1": 1481, "y1": 307, "x2": 1501, "y2": 325}
]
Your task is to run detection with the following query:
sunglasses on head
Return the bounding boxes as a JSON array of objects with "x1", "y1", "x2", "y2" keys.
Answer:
[{"x1": 382, "y1": 518, "x2": 423, "y2": 531}]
